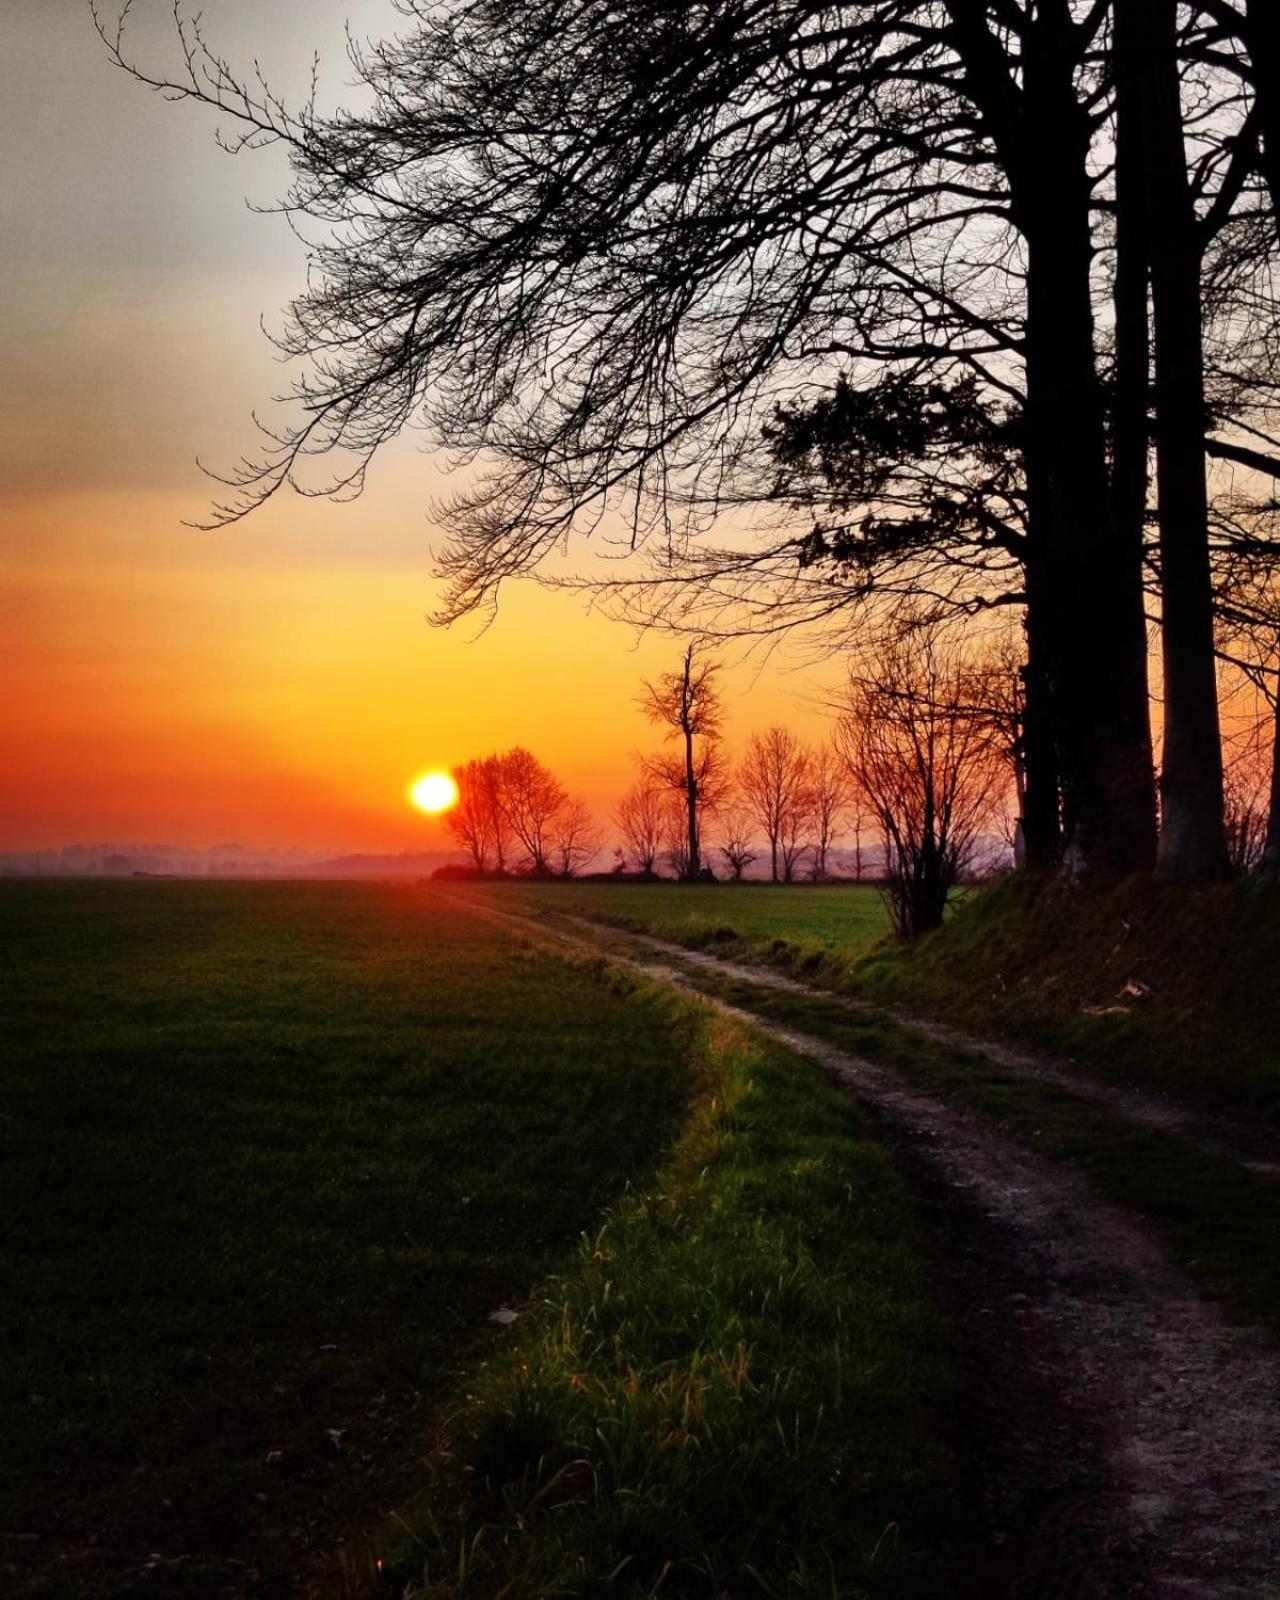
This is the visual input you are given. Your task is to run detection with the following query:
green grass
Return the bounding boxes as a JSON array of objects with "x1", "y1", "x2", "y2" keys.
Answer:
[
  {"x1": 0, "y1": 881, "x2": 954, "y2": 1599},
  {"x1": 490, "y1": 881, "x2": 893, "y2": 968},
  {"x1": 499, "y1": 873, "x2": 1280, "y2": 1130},
  {"x1": 637, "y1": 959, "x2": 1280, "y2": 1338},
  {"x1": 855, "y1": 872, "x2": 1280, "y2": 1125},
  {"x1": 0, "y1": 882, "x2": 691, "y2": 1593},
  {"x1": 346, "y1": 993, "x2": 956, "y2": 1600}
]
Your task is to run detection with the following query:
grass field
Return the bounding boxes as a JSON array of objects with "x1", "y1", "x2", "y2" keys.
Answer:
[
  {"x1": 0, "y1": 880, "x2": 953, "y2": 1598},
  {"x1": 499, "y1": 880, "x2": 893, "y2": 966},
  {"x1": 361, "y1": 962, "x2": 955, "y2": 1599}
]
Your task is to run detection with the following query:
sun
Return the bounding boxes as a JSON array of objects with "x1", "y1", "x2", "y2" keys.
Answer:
[{"x1": 410, "y1": 771, "x2": 459, "y2": 815}]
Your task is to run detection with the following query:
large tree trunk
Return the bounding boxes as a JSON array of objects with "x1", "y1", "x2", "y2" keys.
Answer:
[
  {"x1": 1110, "y1": 32, "x2": 1150, "y2": 560},
  {"x1": 1239, "y1": 2, "x2": 1280, "y2": 892},
  {"x1": 1122, "y1": 0, "x2": 1229, "y2": 881},
  {"x1": 1246, "y1": 0, "x2": 1280, "y2": 223},
  {"x1": 1016, "y1": 12, "x2": 1158, "y2": 874},
  {"x1": 1258, "y1": 687, "x2": 1280, "y2": 886},
  {"x1": 947, "y1": 0, "x2": 1156, "y2": 873},
  {"x1": 1019, "y1": 555, "x2": 1062, "y2": 869}
]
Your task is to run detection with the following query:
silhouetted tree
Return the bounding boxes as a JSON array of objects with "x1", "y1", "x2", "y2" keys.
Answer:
[
  {"x1": 1223, "y1": 744, "x2": 1271, "y2": 876},
  {"x1": 1212, "y1": 548, "x2": 1280, "y2": 884},
  {"x1": 447, "y1": 757, "x2": 496, "y2": 873},
  {"x1": 615, "y1": 779, "x2": 667, "y2": 878},
  {"x1": 809, "y1": 745, "x2": 850, "y2": 881},
  {"x1": 759, "y1": 377, "x2": 1057, "y2": 876},
  {"x1": 715, "y1": 806, "x2": 759, "y2": 882},
  {"x1": 1116, "y1": 0, "x2": 1230, "y2": 882},
  {"x1": 662, "y1": 803, "x2": 694, "y2": 882},
  {"x1": 640, "y1": 646, "x2": 726, "y2": 880},
  {"x1": 99, "y1": 1, "x2": 1280, "y2": 884},
  {"x1": 495, "y1": 747, "x2": 566, "y2": 877},
  {"x1": 837, "y1": 628, "x2": 1004, "y2": 941},
  {"x1": 739, "y1": 726, "x2": 814, "y2": 884},
  {"x1": 553, "y1": 797, "x2": 601, "y2": 877},
  {"x1": 849, "y1": 801, "x2": 871, "y2": 883},
  {"x1": 482, "y1": 754, "x2": 517, "y2": 875}
]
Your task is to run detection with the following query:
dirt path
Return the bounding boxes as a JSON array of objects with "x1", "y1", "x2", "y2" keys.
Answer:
[
  {"x1": 566, "y1": 917, "x2": 1280, "y2": 1180},
  {"x1": 448, "y1": 894, "x2": 1280, "y2": 1600}
]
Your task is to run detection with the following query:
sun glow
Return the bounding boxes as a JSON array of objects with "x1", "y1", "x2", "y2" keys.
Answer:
[{"x1": 410, "y1": 771, "x2": 459, "y2": 815}]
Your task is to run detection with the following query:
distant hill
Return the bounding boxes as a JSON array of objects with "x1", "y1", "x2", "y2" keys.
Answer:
[
  {"x1": 0, "y1": 844, "x2": 465, "y2": 879},
  {"x1": 291, "y1": 850, "x2": 464, "y2": 878}
]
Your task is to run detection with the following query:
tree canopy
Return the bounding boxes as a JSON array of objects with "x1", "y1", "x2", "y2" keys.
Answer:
[{"x1": 100, "y1": 0, "x2": 1280, "y2": 883}]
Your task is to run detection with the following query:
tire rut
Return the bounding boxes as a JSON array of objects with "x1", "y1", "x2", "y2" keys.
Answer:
[{"x1": 446, "y1": 893, "x2": 1280, "y2": 1599}]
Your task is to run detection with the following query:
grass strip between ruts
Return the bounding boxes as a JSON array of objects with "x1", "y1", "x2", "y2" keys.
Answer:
[{"x1": 344, "y1": 979, "x2": 957, "y2": 1600}]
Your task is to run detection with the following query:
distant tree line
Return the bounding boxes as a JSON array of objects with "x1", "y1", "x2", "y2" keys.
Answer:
[
  {"x1": 624, "y1": 641, "x2": 1014, "y2": 938},
  {"x1": 449, "y1": 639, "x2": 1017, "y2": 938}
]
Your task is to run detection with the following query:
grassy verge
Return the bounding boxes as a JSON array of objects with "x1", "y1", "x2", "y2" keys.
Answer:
[
  {"x1": 341, "y1": 984, "x2": 957, "y2": 1600},
  {"x1": 855, "y1": 872, "x2": 1280, "y2": 1125},
  {"x1": 0, "y1": 882, "x2": 693, "y2": 1594},
  {"x1": 650, "y1": 962, "x2": 1280, "y2": 1338}
]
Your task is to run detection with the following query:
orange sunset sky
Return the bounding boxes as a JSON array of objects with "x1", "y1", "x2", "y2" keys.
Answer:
[{"x1": 3, "y1": 0, "x2": 840, "y2": 857}]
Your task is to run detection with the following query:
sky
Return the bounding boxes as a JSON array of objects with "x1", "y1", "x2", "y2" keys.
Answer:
[{"x1": 2, "y1": 0, "x2": 840, "y2": 855}]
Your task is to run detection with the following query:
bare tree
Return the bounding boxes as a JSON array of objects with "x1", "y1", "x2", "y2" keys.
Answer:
[
  {"x1": 739, "y1": 727, "x2": 814, "y2": 884},
  {"x1": 495, "y1": 747, "x2": 566, "y2": 877},
  {"x1": 809, "y1": 745, "x2": 850, "y2": 881},
  {"x1": 961, "y1": 636, "x2": 1035, "y2": 866},
  {"x1": 446, "y1": 753, "x2": 520, "y2": 874},
  {"x1": 482, "y1": 754, "x2": 517, "y2": 876},
  {"x1": 849, "y1": 802, "x2": 871, "y2": 882},
  {"x1": 98, "y1": 1, "x2": 1280, "y2": 884},
  {"x1": 1214, "y1": 558, "x2": 1280, "y2": 885},
  {"x1": 615, "y1": 779, "x2": 667, "y2": 879},
  {"x1": 837, "y1": 629, "x2": 1005, "y2": 941},
  {"x1": 1260, "y1": 693, "x2": 1280, "y2": 885},
  {"x1": 640, "y1": 646, "x2": 726, "y2": 880},
  {"x1": 1214, "y1": 662, "x2": 1280, "y2": 879},
  {"x1": 1224, "y1": 748, "x2": 1271, "y2": 877},
  {"x1": 446, "y1": 757, "x2": 496, "y2": 873},
  {"x1": 778, "y1": 799, "x2": 814, "y2": 883},
  {"x1": 552, "y1": 797, "x2": 601, "y2": 878},
  {"x1": 716, "y1": 806, "x2": 759, "y2": 882},
  {"x1": 662, "y1": 799, "x2": 693, "y2": 882}
]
